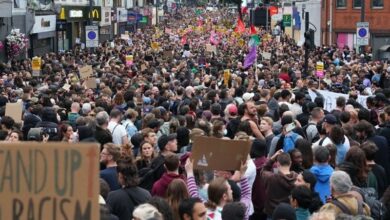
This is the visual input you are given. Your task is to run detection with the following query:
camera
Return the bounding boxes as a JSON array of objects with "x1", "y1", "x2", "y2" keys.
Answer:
[{"x1": 27, "y1": 127, "x2": 58, "y2": 141}]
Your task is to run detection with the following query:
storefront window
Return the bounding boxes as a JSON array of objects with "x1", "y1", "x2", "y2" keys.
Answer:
[
  {"x1": 336, "y1": 0, "x2": 347, "y2": 8},
  {"x1": 372, "y1": 0, "x2": 384, "y2": 8}
]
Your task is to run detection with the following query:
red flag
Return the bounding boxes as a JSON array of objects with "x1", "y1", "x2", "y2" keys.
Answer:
[
  {"x1": 234, "y1": 18, "x2": 245, "y2": 33},
  {"x1": 250, "y1": 25, "x2": 256, "y2": 35}
]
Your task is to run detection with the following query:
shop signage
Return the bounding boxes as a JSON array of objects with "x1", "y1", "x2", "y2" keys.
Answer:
[
  {"x1": 57, "y1": 6, "x2": 102, "y2": 22},
  {"x1": 100, "y1": 7, "x2": 112, "y2": 26},
  {"x1": 117, "y1": 8, "x2": 128, "y2": 22},
  {"x1": 31, "y1": 15, "x2": 56, "y2": 34},
  {"x1": 128, "y1": 12, "x2": 137, "y2": 23}
]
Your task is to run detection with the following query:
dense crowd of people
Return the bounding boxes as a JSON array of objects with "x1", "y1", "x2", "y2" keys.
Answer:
[{"x1": 1, "y1": 6, "x2": 390, "y2": 220}]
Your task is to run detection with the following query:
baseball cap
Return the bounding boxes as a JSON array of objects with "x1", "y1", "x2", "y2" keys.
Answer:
[
  {"x1": 242, "y1": 92, "x2": 254, "y2": 102},
  {"x1": 323, "y1": 114, "x2": 337, "y2": 125},
  {"x1": 227, "y1": 104, "x2": 238, "y2": 116},
  {"x1": 158, "y1": 133, "x2": 177, "y2": 151}
]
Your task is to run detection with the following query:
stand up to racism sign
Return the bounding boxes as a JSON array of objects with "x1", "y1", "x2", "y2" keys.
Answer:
[{"x1": 0, "y1": 142, "x2": 100, "y2": 220}]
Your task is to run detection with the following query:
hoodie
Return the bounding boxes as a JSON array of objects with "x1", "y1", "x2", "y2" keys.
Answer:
[
  {"x1": 151, "y1": 172, "x2": 185, "y2": 197},
  {"x1": 310, "y1": 164, "x2": 334, "y2": 204},
  {"x1": 261, "y1": 159, "x2": 298, "y2": 216}
]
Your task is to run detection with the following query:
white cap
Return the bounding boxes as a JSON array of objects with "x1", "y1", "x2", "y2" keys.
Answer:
[{"x1": 243, "y1": 92, "x2": 255, "y2": 102}]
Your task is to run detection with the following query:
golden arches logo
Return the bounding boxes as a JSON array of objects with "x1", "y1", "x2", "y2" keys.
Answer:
[{"x1": 89, "y1": 9, "x2": 100, "y2": 19}]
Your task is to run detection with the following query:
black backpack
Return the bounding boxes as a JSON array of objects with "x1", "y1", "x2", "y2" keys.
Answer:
[
  {"x1": 352, "y1": 186, "x2": 387, "y2": 220},
  {"x1": 302, "y1": 122, "x2": 320, "y2": 143},
  {"x1": 138, "y1": 156, "x2": 165, "y2": 192}
]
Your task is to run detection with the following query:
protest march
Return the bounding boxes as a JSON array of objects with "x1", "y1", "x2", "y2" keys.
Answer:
[{"x1": 1, "y1": 4, "x2": 390, "y2": 220}]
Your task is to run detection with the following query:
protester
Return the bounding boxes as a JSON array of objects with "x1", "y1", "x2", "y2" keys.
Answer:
[
  {"x1": 106, "y1": 157, "x2": 151, "y2": 220},
  {"x1": 319, "y1": 171, "x2": 371, "y2": 216},
  {"x1": 100, "y1": 143, "x2": 122, "y2": 191}
]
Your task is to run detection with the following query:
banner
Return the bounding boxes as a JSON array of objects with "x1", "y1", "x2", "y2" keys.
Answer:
[
  {"x1": 309, "y1": 89, "x2": 368, "y2": 112},
  {"x1": 0, "y1": 142, "x2": 100, "y2": 219}
]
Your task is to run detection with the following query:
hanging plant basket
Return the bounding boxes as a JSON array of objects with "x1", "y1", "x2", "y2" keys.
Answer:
[{"x1": 5, "y1": 29, "x2": 28, "y2": 59}]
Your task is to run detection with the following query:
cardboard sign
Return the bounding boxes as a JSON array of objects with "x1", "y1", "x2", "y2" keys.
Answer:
[
  {"x1": 79, "y1": 65, "x2": 93, "y2": 79},
  {"x1": 0, "y1": 142, "x2": 100, "y2": 220},
  {"x1": 191, "y1": 136, "x2": 252, "y2": 171},
  {"x1": 163, "y1": 50, "x2": 173, "y2": 59},
  {"x1": 85, "y1": 77, "x2": 97, "y2": 89},
  {"x1": 5, "y1": 102, "x2": 23, "y2": 123}
]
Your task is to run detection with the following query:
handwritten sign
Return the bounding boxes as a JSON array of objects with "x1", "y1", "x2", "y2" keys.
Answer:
[
  {"x1": 5, "y1": 102, "x2": 23, "y2": 123},
  {"x1": 79, "y1": 65, "x2": 93, "y2": 79},
  {"x1": 192, "y1": 136, "x2": 252, "y2": 171},
  {"x1": 261, "y1": 52, "x2": 271, "y2": 60},
  {"x1": 0, "y1": 142, "x2": 100, "y2": 219}
]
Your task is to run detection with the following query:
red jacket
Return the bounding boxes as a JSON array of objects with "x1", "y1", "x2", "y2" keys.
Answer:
[{"x1": 151, "y1": 172, "x2": 185, "y2": 197}]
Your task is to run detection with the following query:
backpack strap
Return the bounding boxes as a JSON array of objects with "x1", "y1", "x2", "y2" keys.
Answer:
[
  {"x1": 111, "y1": 124, "x2": 119, "y2": 135},
  {"x1": 319, "y1": 136, "x2": 327, "y2": 146},
  {"x1": 331, "y1": 199, "x2": 352, "y2": 215}
]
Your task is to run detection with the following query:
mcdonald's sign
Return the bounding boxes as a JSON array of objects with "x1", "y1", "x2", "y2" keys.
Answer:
[
  {"x1": 58, "y1": 6, "x2": 101, "y2": 21},
  {"x1": 89, "y1": 9, "x2": 100, "y2": 20},
  {"x1": 87, "y1": 7, "x2": 101, "y2": 21}
]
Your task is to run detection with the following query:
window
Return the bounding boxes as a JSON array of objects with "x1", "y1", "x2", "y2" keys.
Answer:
[
  {"x1": 372, "y1": 0, "x2": 384, "y2": 8},
  {"x1": 353, "y1": 0, "x2": 362, "y2": 8},
  {"x1": 336, "y1": 0, "x2": 347, "y2": 8}
]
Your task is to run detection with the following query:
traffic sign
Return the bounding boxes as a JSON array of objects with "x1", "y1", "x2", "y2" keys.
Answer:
[
  {"x1": 356, "y1": 22, "x2": 369, "y2": 46},
  {"x1": 86, "y1": 25, "x2": 99, "y2": 48}
]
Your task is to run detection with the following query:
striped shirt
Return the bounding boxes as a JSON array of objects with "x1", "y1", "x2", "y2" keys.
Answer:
[{"x1": 186, "y1": 176, "x2": 252, "y2": 220}]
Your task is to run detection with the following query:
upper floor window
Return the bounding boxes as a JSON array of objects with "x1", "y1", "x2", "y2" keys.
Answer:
[
  {"x1": 372, "y1": 0, "x2": 384, "y2": 8},
  {"x1": 353, "y1": 0, "x2": 362, "y2": 8},
  {"x1": 336, "y1": 0, "x2": 347, "y2": 8}
]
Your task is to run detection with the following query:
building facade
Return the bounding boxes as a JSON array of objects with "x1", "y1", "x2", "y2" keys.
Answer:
[{"x1": 321, "y1": 0, "x2": 390, "y2": 59}]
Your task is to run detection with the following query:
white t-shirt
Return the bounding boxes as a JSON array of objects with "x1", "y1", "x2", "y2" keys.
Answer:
[{"x1": 108, "y1": 121, "x2": 127, "y2": 145}]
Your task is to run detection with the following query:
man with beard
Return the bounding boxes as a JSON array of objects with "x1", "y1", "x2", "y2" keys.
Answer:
[
  {"x1": 354, "y1": 120, "x2": 390, "y2": 177},
  {"x1": 100, "y1": 143, "x2": 121, "y2": 191},
  {"x1": 240, "y1": 101, "x2": 264, "y2": 140}
]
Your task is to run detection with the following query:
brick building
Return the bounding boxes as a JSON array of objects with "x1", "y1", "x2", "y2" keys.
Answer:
[{"x1": 321, "y1": 0, "x2": 390, "y2": 59}]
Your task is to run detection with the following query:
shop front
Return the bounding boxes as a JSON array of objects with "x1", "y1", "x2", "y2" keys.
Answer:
[
  {"x1": 56, "y1": 6, "x2": 101, "y2": 50},
  {"x1": 30, "y1": 14, "x2": 56, "y2": 56}
]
